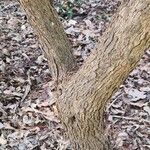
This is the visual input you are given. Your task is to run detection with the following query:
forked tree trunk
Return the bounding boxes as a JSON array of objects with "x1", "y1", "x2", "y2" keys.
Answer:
[{"x1": 20, "y1": 0, "x2": 150, "y2": 149}]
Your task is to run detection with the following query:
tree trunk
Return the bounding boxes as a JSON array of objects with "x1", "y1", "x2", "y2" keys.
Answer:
[{"x1": 20, "y1": 0, "x2": 150, "y2": 150}]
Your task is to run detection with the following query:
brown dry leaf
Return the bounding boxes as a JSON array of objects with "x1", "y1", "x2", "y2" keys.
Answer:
[{"x1": 0, "y1": 135, "x2": 7, "y2": 145}]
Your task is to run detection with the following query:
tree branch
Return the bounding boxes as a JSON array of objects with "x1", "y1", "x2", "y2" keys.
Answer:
[
  {"x1": 20, "y1": 0, "x2": 78, "y2": 82},
  {"x1": 58, "y1": 1, "x2": 150, "y2": 149}
]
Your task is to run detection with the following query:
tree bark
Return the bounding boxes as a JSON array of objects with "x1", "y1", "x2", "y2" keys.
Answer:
[
  {"x1": 19, "y1": 0, "x2": 150, "y2": 149},
  {"x1": 58, "y1": 1, "x2": 150, "y2": 149},
  {"x1": 20, "y1": 0, "x2": 78, "y2": 82}
]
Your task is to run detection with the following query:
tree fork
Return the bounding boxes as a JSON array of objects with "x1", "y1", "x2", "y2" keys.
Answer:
[{"x1": 20, "y1": 0, "x2": 150, "y2": 149}]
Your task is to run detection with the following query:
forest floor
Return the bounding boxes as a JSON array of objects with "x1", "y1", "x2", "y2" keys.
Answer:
[{"x1": 0, "y1": 0, "x2": 150, "y2": 150}]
